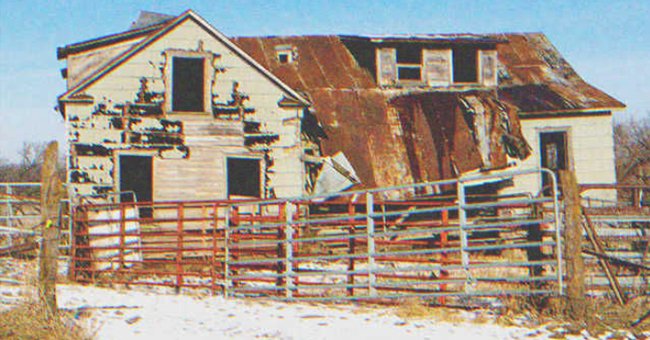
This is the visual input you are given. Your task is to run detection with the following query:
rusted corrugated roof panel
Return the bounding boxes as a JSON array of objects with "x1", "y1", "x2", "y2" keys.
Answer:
[
  {"x1": 232, "y1": 35, "x2": 535, "y2": 187},
  {"x1": 232, "y1": 36, "x2": 376, "y2": 91},
  {"x1": 494, "y1": 33, "x2": 625, "y2": 113},
  {"x1": 309, "y1": 89, "x2": 414, "y2": 189}
]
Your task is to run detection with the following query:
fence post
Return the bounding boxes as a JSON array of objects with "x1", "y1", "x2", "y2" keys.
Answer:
[
  {"x1": 38, "y1": 142, "x2": 63, "y2": 318},
  {"x1": 176, "y1": 203, "x2": 184, "y2": 293},
  {"x1": 456, "y1": 179, "x2": 471, "y2": 293},
  {"x1": 224, "y1": 207, "x2": 230, "y2": 298},
  {"x1": 285, "y1": 202, "x2": 294, "y2": 299},
  {"x1": 6, "y1": 185, "x2": 13, "y2": 248},
  {"x1": 439, "y1": 209, "x2": 449, "y2": 304},
  {"x1": 347, "y1": 198, "x2": 356, "y2": 296},
  {"x1": 366, "y1": 192, "x2": 376, "y2": 297},
  {"x1": 560, "y1": 170, "x2": 586, "y2": 321}
]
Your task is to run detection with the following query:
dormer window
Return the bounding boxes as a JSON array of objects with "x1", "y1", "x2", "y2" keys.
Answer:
[
  {"x1": 377, "y1": 44, "x2": 497, "y2": 88},
  {"x1": 275, "y1": 44, "x2": 296, "y2": 64},
  {"x1": 452, "y1": 47, "x2": 478, "y2": 83},
  {"x1": 396, "y1": 46, "x2": 422, "y2": 81}
]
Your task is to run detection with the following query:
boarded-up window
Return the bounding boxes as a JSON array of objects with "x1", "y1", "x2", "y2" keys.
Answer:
[
  {"x1": 479, "y1": 50, "x2": 498, "y2": 86},
  {"x1": 452, "y1": 47, "x2": 478, "y2": 83},
  {"x1": 377, "y1": 48, "x2": 397, "y2": 86},
  {"x1": 172, "y1": 57, "x2": 204, "y2": 112},
  {"x1": 423, "y1": 49, "x2": 451, "y2": 86},
  {"x1": 227, "y1": 158, "x2": 261, "y2": 197}
]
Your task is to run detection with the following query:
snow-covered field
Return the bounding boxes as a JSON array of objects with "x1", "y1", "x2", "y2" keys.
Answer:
[
  {"x1": 2, "y1": 258, "x2": 645, "y2": 339},
  {"x1": 57, "y1": 284, "x2": 551, "y2": 340}
]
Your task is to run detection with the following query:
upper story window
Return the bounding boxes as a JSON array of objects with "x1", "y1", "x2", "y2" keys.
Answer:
[
  {"x1": 452, "y1": 47, "x2": 478, "y2": 83},
  {"x1": 396, "y1": 46, "x2": 422, "y2": 81},
  {"x1": 172, "y1": 57, "x2": 205, "y2": 112},
  {"x1": 275, "y1": 44, "x2": 297, "y2": 64},
  {"x1": 377, "y1": 45, "x2": 497, "y2": 88},
  {"x1": 163, "y1": 49, "x2": 216, "y2": 114}
]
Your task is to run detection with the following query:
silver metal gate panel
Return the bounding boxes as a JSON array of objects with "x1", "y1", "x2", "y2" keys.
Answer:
[{"x1": 223, "y1": 168, "x2": 562, "y2": 302}]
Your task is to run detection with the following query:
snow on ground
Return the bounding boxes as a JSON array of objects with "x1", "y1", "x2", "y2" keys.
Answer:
[{"x1": 56, "y1": 284, "x2": 551, "y2": 340}]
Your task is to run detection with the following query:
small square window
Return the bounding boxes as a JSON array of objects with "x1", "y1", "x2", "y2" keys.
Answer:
[{"x1": 278, "y1": 52, "x2": 290, "y2": 64}]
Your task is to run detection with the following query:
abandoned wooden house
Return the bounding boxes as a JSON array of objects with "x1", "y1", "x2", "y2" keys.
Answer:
[{"x1": 57, "y1": 10, "x2": 624, "y2": 205}]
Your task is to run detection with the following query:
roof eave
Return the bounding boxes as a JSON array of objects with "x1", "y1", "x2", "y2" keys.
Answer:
[{"x1": 56, "y1": 23, "x2": 168, "y2": 59}]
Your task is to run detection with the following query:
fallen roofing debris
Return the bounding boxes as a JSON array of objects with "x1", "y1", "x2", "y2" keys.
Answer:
[{"x1": 312, "y1": 152, "x2": 360, "y2": 196}]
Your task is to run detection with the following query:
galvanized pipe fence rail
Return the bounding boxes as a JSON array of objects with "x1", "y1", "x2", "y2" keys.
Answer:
[
  {"x1": 579, "y1": 185, "x2": 650, "y2": 297},
  {"x1": 1, "y1": 183, "x2": 41, "y2": 248},
  {"x1": 0, "y1": 182, "x2": 73, "y2": 255},
  {"x1": 71, "y1": 168, "x2": 564, "y2": 303}
]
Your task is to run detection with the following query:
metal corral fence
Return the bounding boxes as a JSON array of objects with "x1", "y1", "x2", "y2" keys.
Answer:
[
  {"x1": 70, "y1": 168, "x2": 562, "y2": 303},
  {"x1": 580, "y1": 185, "x2": 650, "y2": 297},
  {"x1": 1, "y1": 183, "x2": 41, "y2": 249},
  {"x1": 0, "y1": 182, "x2": 73, "y2": 254}
]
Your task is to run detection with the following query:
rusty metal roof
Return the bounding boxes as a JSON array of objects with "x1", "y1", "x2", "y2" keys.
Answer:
[
  {"x1": 493, "y1": 33, "x2": 625, "y2": 114},
  {"x1": 233, "y1": 33, "x2": 624, "y2": 187}
]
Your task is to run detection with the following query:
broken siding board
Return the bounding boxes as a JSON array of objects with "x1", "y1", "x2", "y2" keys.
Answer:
[
  {"x1": 479, "y1": 50, "x2": 498, "y2": 87},
  {"x1": 376, "y1": 48, "x2": 397, "y2": 86}
]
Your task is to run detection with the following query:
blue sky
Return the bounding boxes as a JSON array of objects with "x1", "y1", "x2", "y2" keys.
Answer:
[{"x1": 1, "y1": 0, "x2": 648, "y2": 162}]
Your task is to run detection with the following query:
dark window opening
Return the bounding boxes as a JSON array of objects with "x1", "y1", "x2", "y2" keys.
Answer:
[
  {"x1": 172, "y1": 57, "x2": 204, "y2": 112},
  {"x1": 278, "y1": 53, "x2": 289, "y2": 64},
  {"x1": 540, "y1": 131, "x2": 568, "y2": 196},
  {"x1": 227, "y1": 158, "x2": 261, "y2": 198},
  {"x1": 452, "y1": 47, "x2": 478, "y2": 83},
  {"x1": 119, "y1": 155, "x2": 153, "y2": 218},
  {"x1": 396, "y1": 45, "x2": 422, "y2": 64},
  {"x1": 398, "y1": 67, "x2": 421, "y2": 80}
]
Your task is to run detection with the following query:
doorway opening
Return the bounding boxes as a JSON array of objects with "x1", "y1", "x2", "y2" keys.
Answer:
[
  {"x1": 540, "y1": 131, "x2": 569, "y2": 195},
  {"x1": 119, "y1": 155, "x2": 153, "y2": 217}
]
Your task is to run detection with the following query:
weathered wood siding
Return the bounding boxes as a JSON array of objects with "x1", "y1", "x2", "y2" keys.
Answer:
[{"x1": 64, "y1": 19, "x2": 306, "y2": 203}]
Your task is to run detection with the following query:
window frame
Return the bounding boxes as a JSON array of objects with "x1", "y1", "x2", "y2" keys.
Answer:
[
  {"x1": 451, "y1": 46, "x2": 479, "y2": 84},
  {"x1": 163, "y1": 50, "x2": 214, "y2": 114},
  {"x1": 225, "y1": 156, "x2": 263, "y2": 198}
]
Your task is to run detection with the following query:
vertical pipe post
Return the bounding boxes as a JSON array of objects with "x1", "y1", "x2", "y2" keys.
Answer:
[
  {"x1": 285, "y1": 202, "x2": 294, "y2": 299},
  {"x1": 457, "y1": 179, "x2": 470, "y2": 293},
  {"x1": 6, "y1": 185, "x2": 13, "y2": 248},
  {"x1": 211, "y1": 203, "x2": 218, "y2": 295},
  {"x1": 439, "y1": 209, "x2": 449, "y2": 304},
  {"x1": 176, "y1": 203, "x2": 184, "y2": 293},
  {"x1": 6, "y1": 185, "x2": 13, "y2": 228},
  {"x1": 366, "y1": 192, "x2": 376, "y2": 297},
  {"x1": 119, "y1": 203, "x2": 126, "y2": 270},
  {"x1": 224, "y1": 207, "x2": 230, "y2": 298},
  {"x1": 347, "y1": 198, "x2": 355, "y2": 296}
]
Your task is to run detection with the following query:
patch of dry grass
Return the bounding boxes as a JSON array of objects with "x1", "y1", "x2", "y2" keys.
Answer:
[
  {"x1": 394, "y1": 298, "x2": 466, "y2": 323},
  {"x1": 0, "y1": 300, "x2": 90, "y2": 340},
  {"x1": 497, "y1": 295, "x2": 650, "y2": 337}
]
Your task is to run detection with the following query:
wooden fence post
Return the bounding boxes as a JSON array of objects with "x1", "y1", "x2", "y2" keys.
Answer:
[
  {"x1": 39, "y1": 141, "x2": 64, "y2": 318},
  {"x1": 559, "y1": 170, "x2": 586, "y2": 321}
]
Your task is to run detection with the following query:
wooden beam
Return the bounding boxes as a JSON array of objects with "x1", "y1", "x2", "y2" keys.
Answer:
[
  {"x1": 38, "y1": 142, "x2": 64, "y2": 318},
  {"x1": 581, "y1": 208, "x2": 627, "y2": 305},
  {"x1": 560, "y1": 170, "x2": 586, "y2": 320}
]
